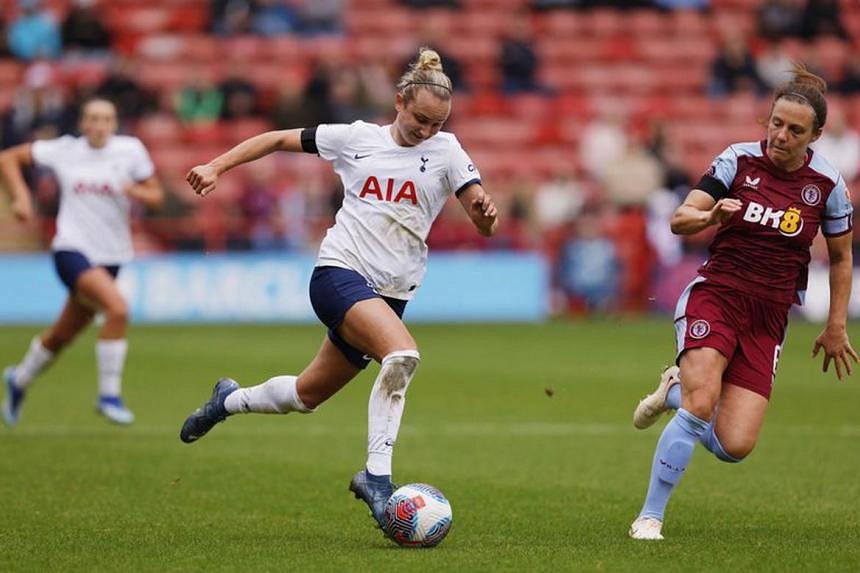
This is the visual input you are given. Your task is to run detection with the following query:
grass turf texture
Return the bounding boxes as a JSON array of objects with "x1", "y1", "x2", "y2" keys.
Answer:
[{"x1": 0, "y1": 320, "x2": 858, "y2": 572}]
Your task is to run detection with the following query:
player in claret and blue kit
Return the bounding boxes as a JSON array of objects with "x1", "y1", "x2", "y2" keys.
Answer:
[
  {"x1": 179, "y1": 48, "x2": 498, "y2": 533},
  {"x1": 629, "y1": 63, "x2": 857, "y2": 540},
  {"x1": 1, "y1": 98, "x2": 163, "y2": 426}
]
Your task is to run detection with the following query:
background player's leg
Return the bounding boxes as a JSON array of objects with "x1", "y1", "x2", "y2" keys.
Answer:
[
  {"x1": 634, "y1": 348, "x2": 725, "y2": 537},
  {"x1": 3, "y1": 297, "x2": 94, "y2": 425},
  {"x1": 224, "y1": 337, "x2": 361, "y2": 414},
  {"x1": 701, "y1": 384, "x2": 768, "y2": 462},
  {"x1": 76, "y1": 268, "x2": 133, "y2": 423},
  {"x1": 15, "y1": 296, "x2": 95, "y2": 388}
]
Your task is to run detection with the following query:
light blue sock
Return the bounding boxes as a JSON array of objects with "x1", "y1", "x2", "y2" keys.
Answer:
[
  {"x1": 666, "y1": 383, "x2": 681, "y2": 410},
  {"x1": 639, "y1": 408, "x2": 709, "y2": 521},
  {"x1": 700, "y1": 421, "x2": 742, "y2": 463}
]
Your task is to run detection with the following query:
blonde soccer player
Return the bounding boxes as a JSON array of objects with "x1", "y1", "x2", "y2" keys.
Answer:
[{"x1": 179, "y1": 48, "x2": 498, "y2": 532}]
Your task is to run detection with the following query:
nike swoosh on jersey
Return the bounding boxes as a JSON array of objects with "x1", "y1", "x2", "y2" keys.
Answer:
[{"x1": 354, "y1": 153, "x2": 371, "y2": 160}]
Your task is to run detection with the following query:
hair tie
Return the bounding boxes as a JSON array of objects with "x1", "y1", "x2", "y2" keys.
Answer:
[
  {"x1": 782, "y1": 91, "x2": 812, "y2": 105},
  {"x1": 403, "y1": 81, "x2": 452, "y2": 93}
]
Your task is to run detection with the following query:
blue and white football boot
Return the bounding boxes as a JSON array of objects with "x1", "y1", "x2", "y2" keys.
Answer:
[
  {"x1": 97, "y1": 396, "x2": 135, "y2": 425},
  {"x1": 349, "y1": 469, "x2": 397, "y2": 530},
  {"x1": 179, "y1": 377, "x2": 239, "y2": 443},
  {"x1": 2, "y1": 366, "x2": 25, "y2": 427}
]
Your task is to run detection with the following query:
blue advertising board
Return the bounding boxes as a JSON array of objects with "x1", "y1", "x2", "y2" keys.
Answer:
[{"x1": 0, "y1": 252, "x2": 549, "y2": 324}]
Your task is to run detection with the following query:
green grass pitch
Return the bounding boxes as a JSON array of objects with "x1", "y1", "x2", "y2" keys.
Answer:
[{"x1": 0, "y1": 320, "x2": 858, "y2": 572}]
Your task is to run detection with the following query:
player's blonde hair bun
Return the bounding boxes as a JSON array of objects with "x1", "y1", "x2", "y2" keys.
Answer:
[
  {"x1": 397, "y1": 46, "x2": 453, "y2": 102},
  {"x1": 416, "y1": 48, "x2": 443, "y2": 73}
]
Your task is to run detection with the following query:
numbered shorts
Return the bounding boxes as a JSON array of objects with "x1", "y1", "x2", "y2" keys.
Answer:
[
  {"x1": 673, "y1": 278, "x2": 790, "y2": 399},
  {"x1": 53, "y1": 250, "x2": 120, "y2": 293},
  {"x1": 309, "y1": 266, "x2": 407, "y2": 370}
]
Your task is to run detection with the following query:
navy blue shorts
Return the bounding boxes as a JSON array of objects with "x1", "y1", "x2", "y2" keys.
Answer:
[
  {"x1": 53, "y1": 250, "x2": 120, "y2": 293},
  {"x1": 309, "y1": 266, "x2": 407, "y2": 369}
]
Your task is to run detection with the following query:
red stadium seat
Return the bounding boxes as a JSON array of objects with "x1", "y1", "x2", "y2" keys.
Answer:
[{"x1": 0, "y1": 59, "x2": 24, "y2": 87}]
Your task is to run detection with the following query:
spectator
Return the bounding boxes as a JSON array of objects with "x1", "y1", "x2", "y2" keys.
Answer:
[
  {"x1": 557, "y1": 205, "x2": 620, "y2": 312},
  {"x1": 270, "y1": 82, "x2": 323, "y2": 129},
  {"x1": 400, "y1": 0, "x2": 460, "y2": 7},
  {"x1": 499, "y1": 16, "x2": 542, "y2": 94},
  {"x1": 219, "y1": 63, "x2": 259, "y2": 119},
  {"x1": 644, "y1": 119, "x2": 691, "y2": 194},
  {"x1": 97, "y1": 58, "x2": 153, "y2": 122},
  {"x1": 327, "y1": 67, "x2": 371, "y2": 123},
  {"x1": 295, "y1": 0, "x2": 344, "y2": 35},
  {"x1": 533, "y1": 168, "x2": 586, "y2": 230},
  {"x1": 837, "y1": 55, "x2": 860, "y2": 94},
  {"x1": 211, "y1": 0, "x2": 255, "y2": 36},
  {"x1": 709, "y1": 31, "x2": 766, "y2": 97},
  {"x1": 756, "y1": 41, "x2": 795, "y2": 90},
  {"x1": 812, "y1": 106, "x2": 860, "y2": 183},
  {"x1": 8, "y1": 0, "x2": 61, "y2": 61},
  {"x1": 579, "y1": 110, "x2": 628, "y2": 185},
  {"x1": 410, "y1": 14, "x2": 466, "y2": 90},
  {"x1": 175, "y1": 71, "x2": 223, "y2": 124},
  {"x1": 0, "y1": 14, "x2": 10, "y2": 57},
  {"x1": 757, "y1": 0, "x2": 804, "y2": 42},
  {"x1": 0, "y1": 62, "x2": 67, "y2": 148},
  {"x1": 653, "y1": 0, "x2": 709, "y2": 9},
  {"x1": 601, "y1": 138, "x2": 665, "y2": 209},
  {"x1": 800, "y1": 0, "x2": 847, "y2": 40},
  {"x1": 238, "y1": 162, "x2": 283, "y2": 250},
  {"x1": 252, "y1": 0, "x2": 296, "y2": 36},
  {"x1": 61, "y1": 0, "x2": 112, "y2": 56}
]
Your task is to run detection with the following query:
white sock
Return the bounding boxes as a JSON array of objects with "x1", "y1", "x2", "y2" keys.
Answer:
[
  {"x1": 366, "y1": 350, "x2": 420, "y2": 476},
  {"x1": 13, "y1": 336, "x2": 55, "y2": 388},
  {"x1": 223, "y1": 375, "x2": 313, "y2": 414},
  {"x1": 96, "y1": 339, "x2": 127, "y2": 398}
]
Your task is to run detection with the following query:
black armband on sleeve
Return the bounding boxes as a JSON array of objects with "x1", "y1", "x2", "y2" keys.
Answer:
[
  {"x1": 455, "y1": 178, "x2": 481, "y2": 198},
  {"x1": 695, "y1": 174, "x2": 730, "y2": 201},
  {"x1": 300, "y1": 127, "x2": 318, "y2": 154}
]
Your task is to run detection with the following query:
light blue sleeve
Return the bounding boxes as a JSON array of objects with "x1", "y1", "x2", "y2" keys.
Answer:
[
  {"x1": 705, "y1": 146, "x2": 739, "y2": 191},
  {"x1": 822, "y1": 177, "x2": 853, "y2": 237}
]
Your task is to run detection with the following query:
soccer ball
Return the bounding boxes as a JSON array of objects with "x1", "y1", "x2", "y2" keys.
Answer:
[{"x1": 384, "y1": 483, "x2": 453, "y2": 547}]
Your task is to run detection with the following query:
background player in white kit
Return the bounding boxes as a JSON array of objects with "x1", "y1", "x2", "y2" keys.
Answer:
[
  {"x1": 1, "y1": 98, "x2": 163, "y2": 426},
  {"x1": 179, "y1": 48, "x2": 498, "y2": 531}
]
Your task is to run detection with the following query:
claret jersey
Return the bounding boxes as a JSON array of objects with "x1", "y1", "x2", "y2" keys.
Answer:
[
  {"x1": 309, "y1": 121, "x2": 481, "y2": 300},
  {"x1": 31, "y1": 135, "x2": 155, "y2": 265},
  {"x1": 696, "y1": 140, "x2": 853, "y2": 305}
]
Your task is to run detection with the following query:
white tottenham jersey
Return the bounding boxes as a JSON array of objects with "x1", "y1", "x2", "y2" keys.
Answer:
[
  {"x1": 315, "y1": 121, "x2": 481, "y2": 300},
  {"x1": 31, "y1": 135, "x2": 155, "y2": 265}
]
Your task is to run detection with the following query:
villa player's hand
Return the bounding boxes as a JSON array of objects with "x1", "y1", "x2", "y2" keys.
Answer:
[
  {"x1": 708, "y1": 198, "x2": 742, "y2": 226},
  {"x1": 186, "y1": 164, "x2": 219, "y2": 197},
  {"x1": 812, "y1": 327, "x2": 859, "y2": 380}
]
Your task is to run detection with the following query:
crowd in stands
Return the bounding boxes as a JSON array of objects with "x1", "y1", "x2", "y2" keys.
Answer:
[{"x1": 0, "y1": 0, "x2": 858, "y2": 314}]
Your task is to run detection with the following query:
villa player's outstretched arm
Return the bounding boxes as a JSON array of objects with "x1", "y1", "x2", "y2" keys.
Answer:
[
  {"x1": 812, "y1": 232, "x2": 858, "y2": 380},
  {"x1": 670, "y1": 189, "x2": 742, "y2": 235}
]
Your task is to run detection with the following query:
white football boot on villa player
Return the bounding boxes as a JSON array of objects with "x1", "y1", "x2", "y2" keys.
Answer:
[
  {"x1": 629, "y1": 516, "x2": 664, "y2": 540},
  {"x1": 633, "y1": 365, "x2": 680, "y2": 430}
]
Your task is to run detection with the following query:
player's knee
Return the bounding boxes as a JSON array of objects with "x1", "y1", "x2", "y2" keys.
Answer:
[
  {"x1": 720, "y1": 440, "x2": 754, "y2": 462},
  {"x1": 42, "y1": 331, "x2": 71, "y2": 352},
  {"x1": 683, "y1": 389, "x2": 716, "y2": 421},
  {"x1": 380, "y1": 350, "x2": 420, "y2": 396},
  {"x1": 105, "y1": 300, "x2": 129, "y2": 324}
]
